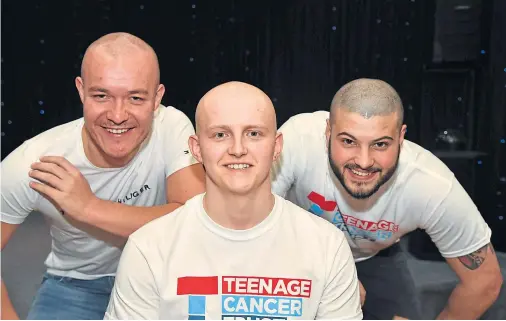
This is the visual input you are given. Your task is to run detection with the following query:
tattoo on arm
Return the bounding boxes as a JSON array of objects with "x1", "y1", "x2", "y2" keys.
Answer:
[{"x1": 458, "y1": 243, "x2": 493, "y2": 270}]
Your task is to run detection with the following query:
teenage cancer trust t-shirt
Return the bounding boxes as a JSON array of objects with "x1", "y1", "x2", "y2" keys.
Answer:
[{"x1": 104, "y1": 193, "x2": 362, "y2": 320}]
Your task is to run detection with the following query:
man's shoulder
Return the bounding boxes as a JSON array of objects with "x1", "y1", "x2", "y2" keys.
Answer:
[
  {"x1": 153, "y1": 105, "x2": 193, "y2": 128},
  {"x1": 397, "y1": 140, "x2": 455, "y2": 191},
  {"x1": 276, "y1": 111, "x2": 328, "y2": 170},
  {"x1": 129, "y1": 194, "x2": 202, "y2": 243},
  {"x1": 280, "y1": 110, "x2": 329, "y2": 136},
  {"x1": 3, "y1": 118, "x2": 84, "y2": 166}
]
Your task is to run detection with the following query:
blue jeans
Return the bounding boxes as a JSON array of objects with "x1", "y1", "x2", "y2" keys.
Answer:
[{"x1": 27, "y1": 272, "x2": 115, "y2": 320}]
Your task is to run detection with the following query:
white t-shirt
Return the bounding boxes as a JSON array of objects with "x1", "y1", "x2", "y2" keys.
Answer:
[
  {"x1": 271, "y1": 111, "x2": 492, "y2": 262},
  {"x1": 104, "y1": 193, "x2": 362, "y2": 320},
  {"x1": 1, "y1": 105, "x2": 198, "y2": 280}
]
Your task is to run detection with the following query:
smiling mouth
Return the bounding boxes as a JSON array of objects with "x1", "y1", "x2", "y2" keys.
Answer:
[
  {"x1": 350, "y1": 168, "x2": 373, "y2": 177},
  {"x1": 225, "y1": 164, "x2": 251, "y2": 170},
  {"x1": 103, "y1": 127, "x2": 133, "y2": 135},
  {"x1": 346, "y1": 167, "x2": 380, "y2": 180}
]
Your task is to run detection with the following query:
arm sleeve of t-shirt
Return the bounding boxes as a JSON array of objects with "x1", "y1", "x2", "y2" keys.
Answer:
[
  {"x1": 104, "y1": 238, "x2": 159, "y2": 320},
  {"x1": 316, "y1": 227, "x2": 363, "y2": 320},
  {"x1": 1, "y1": 141, "x2": 40, "y2": 224},
  {"x1": 271, "y1": 119, "x2": 299, "y2": 198},
  {"x1": 420, "y1": 176, "x2": 492, "y2": 258},
  {"x1": 160, "y1": 107, "x2": 199, "y2": 179}
]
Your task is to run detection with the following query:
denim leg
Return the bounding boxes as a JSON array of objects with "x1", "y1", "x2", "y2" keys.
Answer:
[{"x1": 27, "y1": 273, "x2": 115, "y2": 320}]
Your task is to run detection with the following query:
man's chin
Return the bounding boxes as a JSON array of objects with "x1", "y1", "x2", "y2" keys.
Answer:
[{"x1": 343, "y1": 182, "x2": 378, "y2": 200}]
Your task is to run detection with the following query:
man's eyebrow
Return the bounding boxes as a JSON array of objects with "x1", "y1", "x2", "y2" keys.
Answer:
[
  {"x1": 372, "y1": 136, "x2": 394, "y2": 142},
  {"x1": 336, "y1": 132, "x2": 394, "y2": 142},
  {"x1": 88, "y1": 87, "x2": 109, "y2": 93},
  {"x1": 207, "y1": 125, "x2": 270, "y2": 131},
  {"x1": 336, "y1": 132, "x2": 357, "y2": 140},
  {"x1": 128, "y1": 89, "x2": 149, "y2": 95}
]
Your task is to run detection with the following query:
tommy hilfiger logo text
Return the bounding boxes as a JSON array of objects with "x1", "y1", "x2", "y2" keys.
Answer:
[{"x1": 117, "y1": 184, "x2": 151, "y2": 204}]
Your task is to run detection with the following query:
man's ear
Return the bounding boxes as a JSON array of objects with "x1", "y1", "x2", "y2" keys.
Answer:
[
  {"x1": 273, "y1": 132, "x2": 283, "y2": 161},
  {"x1": 75, "y1": 77, "x2": 85, "y2": 104},
  {"x1": 325, "y1": 119, "x2": 331, "y2": 148},
  {"x1": 154, "y1": 84, "x2": 166, "y2": 111},
  {"x1": 188, "y1": 135, "x2": 203, "y2": 163},
  {"x1": 399, "y1": 124, "x2": 407, "y2": 145}
]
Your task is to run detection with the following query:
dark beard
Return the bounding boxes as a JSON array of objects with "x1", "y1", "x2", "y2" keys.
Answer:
[{"x1": 328, "y1": 143, "x2": 400, "y2": 199}]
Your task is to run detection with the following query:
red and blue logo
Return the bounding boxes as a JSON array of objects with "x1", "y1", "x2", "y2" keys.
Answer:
[{"x1": 177, "y1": 276, "x2": 311, "y2": 320}]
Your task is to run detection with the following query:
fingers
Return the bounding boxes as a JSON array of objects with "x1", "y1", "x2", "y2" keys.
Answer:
[
  {"x1": 38, "y1": 156, "x2": 79, "y2": 175},
  {"x1": 31, "y1": 160, "x2": 68, "y2": 180},
  {"x1": 29, "y1": 169, "x2": 65, "y2": 190},
  {"x1": 29, "y1": 181, "x2": 61, "y2": 200}
]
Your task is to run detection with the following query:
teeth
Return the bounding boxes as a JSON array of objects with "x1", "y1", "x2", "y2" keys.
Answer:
[
  {"x1": 351, "y1": 169, "x2": 371, "y2": 177},
  {"x1": 106, "y1": 128, "x2": 129, "y2": 134},
  {"x1": 227, "y1": 164, "x2": 250, "y2": 170}
]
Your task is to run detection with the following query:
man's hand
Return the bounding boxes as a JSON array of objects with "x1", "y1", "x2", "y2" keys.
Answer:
[{"x1": 29, "y1": 156, "x2": 98, "y2": 222}]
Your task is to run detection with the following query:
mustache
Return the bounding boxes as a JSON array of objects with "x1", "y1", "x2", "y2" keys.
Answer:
[{"x1": 344, "y1": 163, "x2": 381, "y2": 173}]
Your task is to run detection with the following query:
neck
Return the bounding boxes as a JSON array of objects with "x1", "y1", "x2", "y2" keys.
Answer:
[{"x1": 203, "y1": 181, "x2": 275, "y2": 230}]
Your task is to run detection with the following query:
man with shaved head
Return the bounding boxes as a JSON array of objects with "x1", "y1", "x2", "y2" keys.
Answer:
[
  {"x1": 1, "y1": 32, "x2": 205, "y2": 319},
  {"x1": 272, "y1": 78, "x2": 502, "y2": 319},
  {"x1": 104, "y1": 81, "x2": 363, "y2": 320}
]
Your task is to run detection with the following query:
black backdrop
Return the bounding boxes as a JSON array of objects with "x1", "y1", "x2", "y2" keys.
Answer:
[{"x1": 1, "y1": 0, "x2": 505, "y2": 248}]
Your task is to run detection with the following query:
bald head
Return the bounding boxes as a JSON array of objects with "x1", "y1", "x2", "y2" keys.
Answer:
[
  {"x1": 81, "y1": 32, "x2": 160, "y2": 84},
  {"x1": 195, "y1": 81, "x2": 276, "y2": 135},
  {"x1": 330, "y1": 78, "x2": 404, "y2": 128}
]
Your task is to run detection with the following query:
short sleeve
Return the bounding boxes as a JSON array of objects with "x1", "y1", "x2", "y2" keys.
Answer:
[
  {"x1": 419, "y1": 176, "x2": 492, "y2": 258},
  {"x1": 104, "y1": 238, "x2": 160, "y2": 320},
  {"x1": 1, "y1": 141, "x2": 40, "y2": 224},
  {"x1": 158, "y1": 106, "x2": 198, "y2": 178},
  {"x1": 316, "y1": 227, "x2": 363, "y2": 320},
  {"x1": 271, "y1": 119, "x2": 299, "y2": 198}
]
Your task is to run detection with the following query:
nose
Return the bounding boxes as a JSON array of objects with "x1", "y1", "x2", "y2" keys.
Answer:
[
  {"x1": 354, "y1": 147, "x2": 374, "y2": 169},
  {"x1": 228, "y1": 136, "x2": 247, "y2": 157},
  {"x1": 107, "y1": 101, "x2": 129, "y2": 125}
]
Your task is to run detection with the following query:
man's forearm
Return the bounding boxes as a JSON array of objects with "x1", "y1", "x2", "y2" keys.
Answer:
[
  {"x1": 79, "y1": 199, "x2": 183, "y2": 238},
  {"x1": 2, "y1": 279, "x2": 20, "y2": 320},
  {"x1": 437, "y1": 282, "x2": 497, "y2": 320}
]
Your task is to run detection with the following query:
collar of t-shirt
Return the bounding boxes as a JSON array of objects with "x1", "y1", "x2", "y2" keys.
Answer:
[{"x1": 196, "y1": 194, "x2": 282, "y2": 241}]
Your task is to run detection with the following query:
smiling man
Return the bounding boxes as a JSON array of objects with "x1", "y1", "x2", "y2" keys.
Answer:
[
  {"x1": 104, "y1": 81, "x2": 362, "y2": 320},
  {"x1": 271, "y1": 78, "x2": 502, "y2": 320},
  {"x1": 1, "y1": 32, "x2": 205, "y2": 320}
]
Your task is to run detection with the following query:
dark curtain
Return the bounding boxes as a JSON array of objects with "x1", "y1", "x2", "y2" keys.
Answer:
[{"x1": 1, "y1": 0, "x2": 434, "y2": 147}]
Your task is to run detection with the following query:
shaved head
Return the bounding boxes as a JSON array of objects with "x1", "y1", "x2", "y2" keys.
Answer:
[
  {"x1": 330, "y1": 78, "x2": 404, "y2": 128},
  {"x1": 195, "y1": 81, "x2": 276, "y2": 135},
  {"x1": 81, "y1": 32, "x2": 160, "y2": 85}
]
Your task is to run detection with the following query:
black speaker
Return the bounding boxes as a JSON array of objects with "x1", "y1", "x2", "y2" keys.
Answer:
[
  {"x1": 408, "y1": 151, "x2": 492, "y2": 261},
  {"x1": 432, "y1": 0, "x2": 483, "y2": 63}
]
